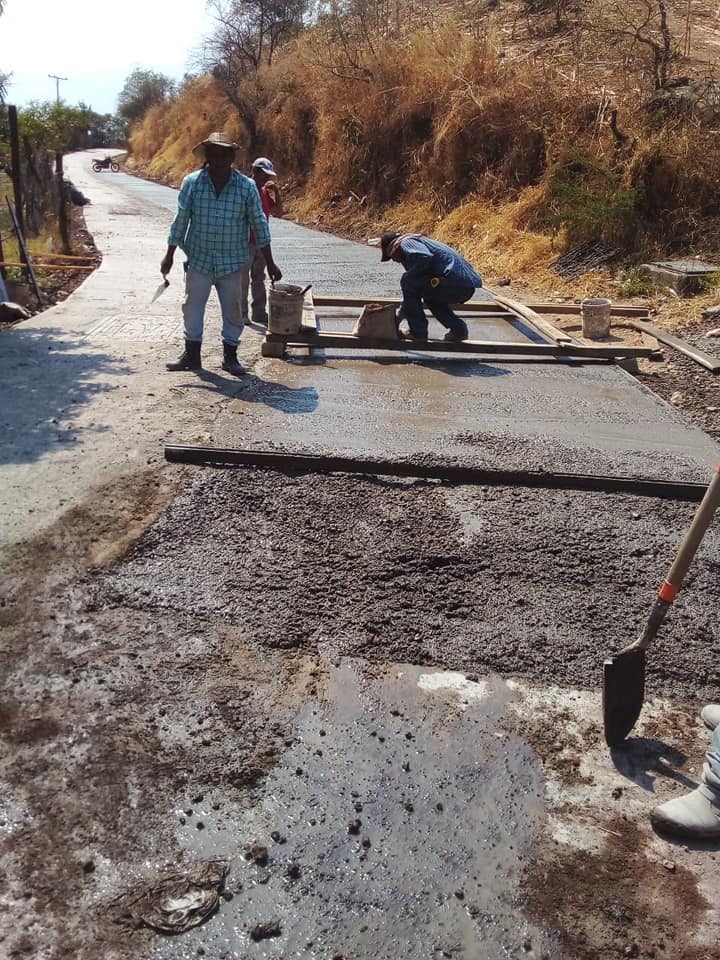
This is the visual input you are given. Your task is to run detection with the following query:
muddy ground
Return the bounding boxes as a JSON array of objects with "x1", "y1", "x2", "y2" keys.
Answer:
[{"x1": 2, "y1": 464, "x2": 720, "y2": 960}]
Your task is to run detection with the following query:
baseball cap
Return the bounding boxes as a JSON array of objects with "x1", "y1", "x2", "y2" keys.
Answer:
[{"x1": 252, "y1": 157, "x2": 277, "y2": 177}]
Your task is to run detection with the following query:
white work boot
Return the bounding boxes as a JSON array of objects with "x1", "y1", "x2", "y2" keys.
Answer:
[
  {"x1": 701, "y1": 704, "x2": 720, "y2": 732},
  {"x1": 651, "y1": 782, "x2": 720, "y2": 839}
]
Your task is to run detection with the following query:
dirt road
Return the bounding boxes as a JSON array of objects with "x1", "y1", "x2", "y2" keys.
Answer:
[{"x1": 1, "y1": 152, "x2": 720, "y2": 960}]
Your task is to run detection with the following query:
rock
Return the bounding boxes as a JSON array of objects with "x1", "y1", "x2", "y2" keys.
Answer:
[
  {"x1": 245, "y1": 842, "x2": 268, "y2": 864},
  {"x1": 669, "y1": 391, "x2": 684, "y2": 405},
  {"x1": 0, "y1": 301, "x2": 31, "y2": 322},
  {"x1": 662, "y1": 860, "x2": 676, "y2": 873},
  {"x1": 612, "y1": 787, "x2": 623, "y2": 800},
  {"x1": 348, "y1": 819, "x2": 362, "y2": 835},
  {"x1": 707, "y1": 328, "x2": 720, "y2": 337},
  {"x1": 249, "y1": 920, "x2": 281, "y2": 941}
]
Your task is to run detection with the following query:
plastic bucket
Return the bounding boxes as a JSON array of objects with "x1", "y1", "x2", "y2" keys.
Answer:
[
  {"x1": 268, "y1": 283, "x2": 305, "y2": 334},
  {"x1": 581, "y1": 297, "x2": 611, "y2": 339}
]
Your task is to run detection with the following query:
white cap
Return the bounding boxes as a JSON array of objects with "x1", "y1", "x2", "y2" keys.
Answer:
[{"x1": 252, "y1": 157, "x2": 277, "y2": 176}]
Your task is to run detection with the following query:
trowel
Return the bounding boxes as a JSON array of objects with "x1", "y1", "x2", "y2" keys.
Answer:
[
  {"x1": 151, "y1": 276, "x2": 170, "y2": 304},
  {"x1": 602, "y1": 464, "x2": 720, "y2": 747}
]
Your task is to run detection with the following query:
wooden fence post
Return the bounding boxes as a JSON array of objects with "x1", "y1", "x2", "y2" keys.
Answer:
[
  {"x1": 8, "y1": 105, "x2": 24, "y2": 239},
  {"x1": 56, "y1": 152, "x2": 71, "y2": 253}
]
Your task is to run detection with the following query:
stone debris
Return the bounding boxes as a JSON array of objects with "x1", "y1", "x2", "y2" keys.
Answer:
[{"x1": 250, "y1": 920, "x2": 281, "y2": 941}]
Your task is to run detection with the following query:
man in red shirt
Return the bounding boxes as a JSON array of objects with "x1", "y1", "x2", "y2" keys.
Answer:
[{"x1": 242, "y1": 157, "x2": 283, "y2": 325}]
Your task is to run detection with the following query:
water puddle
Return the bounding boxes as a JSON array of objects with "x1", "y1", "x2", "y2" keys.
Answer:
[{"x1": 154, "y1": 660, "x2": 562, "y2": 959}]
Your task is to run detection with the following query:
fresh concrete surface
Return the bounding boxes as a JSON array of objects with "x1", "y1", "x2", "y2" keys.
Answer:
[
  {"x1": 2, "y1": 151, "x2": 720, "y2": 959},
  {"x1": 1, "y1": 149, "x2": 718, "y2": 550}
]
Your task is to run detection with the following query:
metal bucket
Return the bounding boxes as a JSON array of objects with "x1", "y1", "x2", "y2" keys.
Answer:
[
  {"x1": 581, "y1": 297, "x2": 612, "y2": 339},
  {"x1": 268, "y1": 283, "x2": 305, "y2": 335}
]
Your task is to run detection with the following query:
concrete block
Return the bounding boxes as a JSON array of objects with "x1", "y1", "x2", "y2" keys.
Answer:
[{"x1": 640, "y1": 260, "x2": 720, "y2": 297}]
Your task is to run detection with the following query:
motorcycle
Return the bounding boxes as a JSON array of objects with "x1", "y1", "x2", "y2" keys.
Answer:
[{"x1": 92, "y1": 156, "x2": 120, "y2": 173}]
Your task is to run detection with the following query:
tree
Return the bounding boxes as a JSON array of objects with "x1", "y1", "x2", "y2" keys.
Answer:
[
  {"x1": 117, "y1": 69, "x2": 176, "y2": 126},
  {"x1": 597, "y1": 0, "x2": 680, "y2": 91},
  {"x1": 18, "y1": 102, "x2": 126, "y2": 151},
  {"x1": 199, "y1": 0, "x2": 309, "y2": 145},
  {"x1": 204, "y1": 0, "x2": 308, "y2": 73}
]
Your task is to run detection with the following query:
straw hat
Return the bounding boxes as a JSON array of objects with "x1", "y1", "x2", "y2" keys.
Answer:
[{"x1": 192, "y1": 131, "x2": 238, "y2": 158}]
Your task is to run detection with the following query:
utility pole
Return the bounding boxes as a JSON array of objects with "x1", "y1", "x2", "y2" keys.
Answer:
[{"x1": 48, "y1": 74, "x2": 68, "y2": 104}]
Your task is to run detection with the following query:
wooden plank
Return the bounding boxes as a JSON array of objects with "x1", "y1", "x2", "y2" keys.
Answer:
[
  {"x1": 311, "y1": 295, "x2": 650, "y2": 318},
  {"x1": 630, "y1": 319, "x2": 720, "y2": 373},
  {"x1": 265, "y1": 329, "x2": 658, "y2": 359},
  {"x1": 490, "y1": 290, "x2": 574, "y2": 345},
  {"x1": 261, "y1": 339, "x2": 285, "y2": 358},
  {"x1": 0, "y1": 260, "x2": 94, "y2": 272},
  {"x1": 536, "y1": 302, "x2": 649, "y2": 318},
  {"x1": 164, "y1": 445, "x2": 709, "y2": 503}
]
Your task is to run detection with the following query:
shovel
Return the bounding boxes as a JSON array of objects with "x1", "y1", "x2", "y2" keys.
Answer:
[{"x1": 603, "y1": 464, "x2": 720, "y2": 747}]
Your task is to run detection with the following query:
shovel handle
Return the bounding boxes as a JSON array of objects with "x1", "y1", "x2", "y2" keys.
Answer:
[
  {"x1": 627, "y1": 464, "x2": 720, "y2": 654},
  {"x1": 660, "y1": 464, "x2": 720, "y2": 602}
]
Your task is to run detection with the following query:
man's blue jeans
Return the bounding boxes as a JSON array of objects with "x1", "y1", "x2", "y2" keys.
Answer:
[
  {"x1": 182, "y1": 265, "x2": 245, "y2": 346},
  {"x1": 400, "y1": 273, "x2": 474, "y2": 338}
]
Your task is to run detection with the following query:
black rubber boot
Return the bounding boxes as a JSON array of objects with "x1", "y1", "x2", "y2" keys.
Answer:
[
  {"x1": 221, "y1": 341, "x2": 244, "y2": 377},
  {"x1": 166, "y1": 340, "x2": 202, "y2": 371}
]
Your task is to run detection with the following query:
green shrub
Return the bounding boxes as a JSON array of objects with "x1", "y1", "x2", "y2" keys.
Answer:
[
  {"x1": 540, "y1": 151, "x2": 644, "y2": 247},
  {"x1": 616, "y1": 267, "x2": 653, "y2": 297}
]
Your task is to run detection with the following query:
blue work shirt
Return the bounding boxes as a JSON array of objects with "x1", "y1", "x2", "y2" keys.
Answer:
[
  {"x1": 168, "y1": 168, "x2": 271, "y2": 277},
  {"x1": 397, "y1": 236, "x2": 482, "y2": 289}
]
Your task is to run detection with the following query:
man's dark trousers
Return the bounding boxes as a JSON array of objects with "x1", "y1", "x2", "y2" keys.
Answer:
[{"x1": 400, "y1": 273, "x2": 473, "y2": 338}]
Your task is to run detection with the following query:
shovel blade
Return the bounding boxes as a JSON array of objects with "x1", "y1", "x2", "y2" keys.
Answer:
[{"x1": 602, "y1": 648, "x2": 646, "y2": 747}]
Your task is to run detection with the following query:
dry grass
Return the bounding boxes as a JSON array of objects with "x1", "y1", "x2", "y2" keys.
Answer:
[{"x1": 127, "y1": 0, "x2": 720, "y2": 281}]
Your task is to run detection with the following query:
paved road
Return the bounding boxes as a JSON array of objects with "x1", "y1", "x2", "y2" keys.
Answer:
[
  {"x1": 0, "y1": 150, "x2": 718, "y2": 548},
  {"x1": 2, "y1": 151, "x2": 720, "y2": 960}
]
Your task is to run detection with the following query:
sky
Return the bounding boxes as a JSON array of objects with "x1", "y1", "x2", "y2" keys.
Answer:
[{"x1": 1, "y1": 0, "x2": 211, "y2": 114}]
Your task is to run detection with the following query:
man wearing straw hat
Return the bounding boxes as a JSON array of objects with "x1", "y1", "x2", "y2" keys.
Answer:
[{"x1": 161, "y1": 132, "x2": 282, "y2": 377}]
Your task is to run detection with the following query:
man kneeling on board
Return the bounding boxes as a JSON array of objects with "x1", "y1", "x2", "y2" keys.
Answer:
[
  {"x1": 651, "y1": 703, "x2": 720, "y2": 839},
  {"x1": 379, "y1": 232, "x2": 482, "y2": 342}
]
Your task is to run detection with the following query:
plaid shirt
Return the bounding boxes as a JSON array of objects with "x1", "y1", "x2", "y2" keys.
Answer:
[{"x1": 168, "y1": 168, "x2": 271, "y2": 276}]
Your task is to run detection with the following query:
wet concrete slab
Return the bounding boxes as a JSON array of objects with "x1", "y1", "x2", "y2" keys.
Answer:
[
  {"x1": 137, "y1": 660, "x2": 720, "y2": 960},
  {"x1": 213, "y1": 352, "x2": 720, "y2": 481},
  {"x1": 3, "y1": 150, "x2": 717, "y2": 552},
  {"x1": 154, "y1": 661, "x2": 558, "y2": 960}
]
